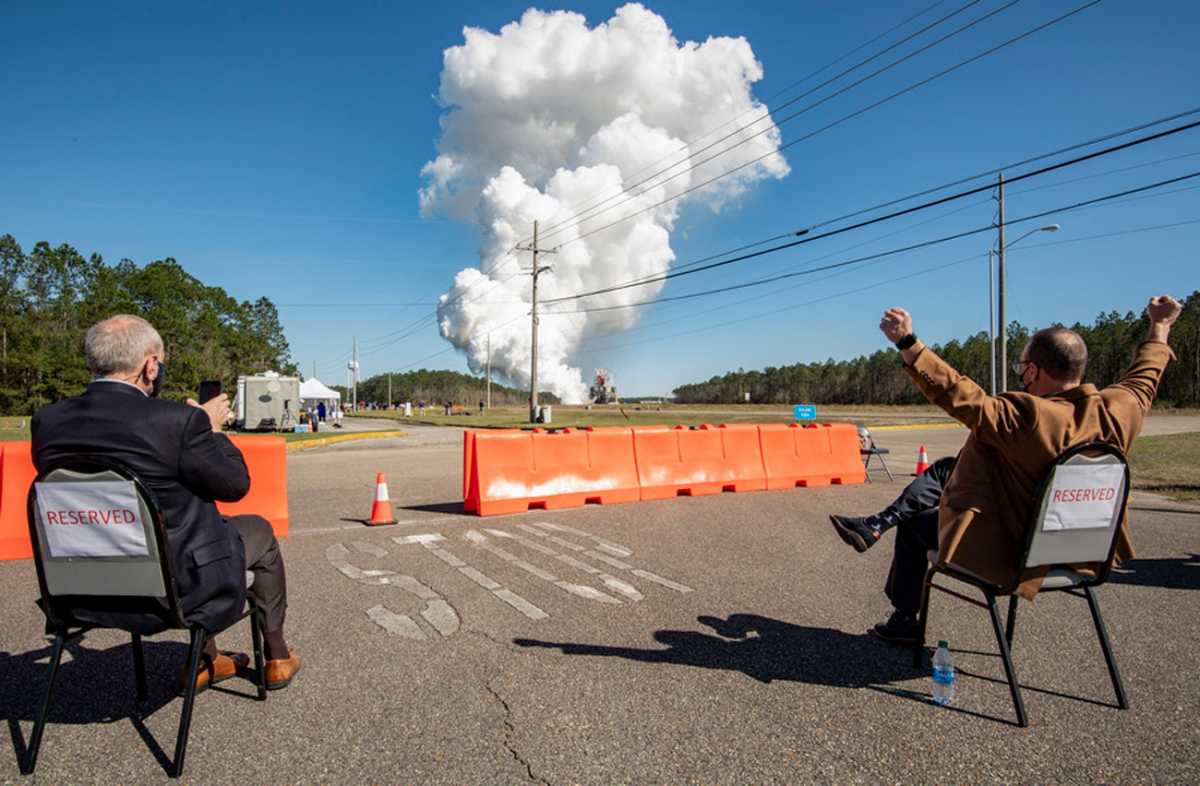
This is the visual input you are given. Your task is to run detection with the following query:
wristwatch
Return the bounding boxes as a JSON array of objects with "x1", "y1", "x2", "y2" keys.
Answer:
[{"x1": 895, "y1": 333, "x2": 918, "y2": 351}]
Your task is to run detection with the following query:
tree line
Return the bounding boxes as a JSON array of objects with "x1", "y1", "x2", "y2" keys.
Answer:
[
  {"x1": 672, "y1": 291, "x2": 1200, "y2": 407},
  {"x1": 332, "y1": 369, "x2": 560, "y2": 407},
  {"x1": 0, "y1": 234, "x2": 296, "y2": 415}
]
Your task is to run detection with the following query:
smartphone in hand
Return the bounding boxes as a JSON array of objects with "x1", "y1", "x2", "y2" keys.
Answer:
[{"x1": 197, "y1": 380, "x2": 223, "y2": 405}]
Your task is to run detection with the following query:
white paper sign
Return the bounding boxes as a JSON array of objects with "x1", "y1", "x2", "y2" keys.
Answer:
[
  {"x1": 36, "y1": 481, "x2": 149, "y2": 558},
  {"x1": 1041, "y1": 463, "x2": 1125, "y2": 532}
]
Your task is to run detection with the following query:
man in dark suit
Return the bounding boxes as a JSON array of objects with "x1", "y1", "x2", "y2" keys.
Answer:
[{"x1": 32, "y1": 314, "x2": 301, "y2": 691}]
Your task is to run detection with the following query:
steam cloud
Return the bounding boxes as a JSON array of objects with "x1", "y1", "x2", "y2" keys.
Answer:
[{"x1": 423, "y1": 3, "x2": 789, "y2": 403}]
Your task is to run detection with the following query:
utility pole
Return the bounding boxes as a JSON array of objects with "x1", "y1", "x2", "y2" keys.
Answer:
[
  {"x1": 486, "y1": 332, "x2": 492, "y2": 410},
  {"x1": 351, "y1": 337, "x2": 358, "y2": 412},
  {"x1": 387, "y1": 372, "x2": 392, "y2": 408},
  {"x1": 987, "y1": 250, "x2": 996, "y2": 395},
  {"x1": 516, "y1": 220, "x2": 556, "y2": 423},
  {"x1": 996, "y1": 172, "x2": 1008, "y2": 393}
]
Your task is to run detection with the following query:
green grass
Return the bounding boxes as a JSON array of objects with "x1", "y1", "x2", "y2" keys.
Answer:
[{"x1": 1128, "y1": 432, "x2": 1200, "y2": 501}]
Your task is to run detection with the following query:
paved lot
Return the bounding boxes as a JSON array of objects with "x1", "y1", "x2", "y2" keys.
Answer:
[{"x1": 1, "y1": 420, "x2": 1198, "y2": 784}]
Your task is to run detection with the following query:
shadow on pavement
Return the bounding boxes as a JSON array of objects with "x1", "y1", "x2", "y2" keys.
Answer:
[
  {"x1": 0, "y1": 635, "x2": 241, "y2": 774},
  {"x1": 399, "y1": 501, "x2": 466, "y2": 516},
  {"x1": 515, "y1": 613, "x2": 924, "y2": 687},
  {"x1": 1109, "y1": 554, "x2": 1200, "y2": 590}
]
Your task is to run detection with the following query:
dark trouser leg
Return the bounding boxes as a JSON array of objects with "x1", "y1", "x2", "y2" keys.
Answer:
[
  {"x1": 884, "y1": 508, "x2": 940, "y2": 616},
  {"x1": 226, "y1": 515, "x2": 289, "y2": 657},
  {"x1": 883, "y1": 456, "x2": 956, "y2": 523}
]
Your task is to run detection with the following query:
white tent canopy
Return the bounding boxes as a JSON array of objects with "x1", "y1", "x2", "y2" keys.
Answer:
[{"x1": 300, "y1": 378, "x2": 341, "y2": 403}]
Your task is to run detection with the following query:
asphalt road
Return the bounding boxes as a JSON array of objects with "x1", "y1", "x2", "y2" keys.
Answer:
[{"x1": 1, "y1": 420, "x2": 1198, "y2": 784}]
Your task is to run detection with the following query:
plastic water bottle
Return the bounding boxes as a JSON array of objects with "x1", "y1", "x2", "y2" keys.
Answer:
[{"x1": 932, "y1": 640, "x2": 955, "y2": 706}]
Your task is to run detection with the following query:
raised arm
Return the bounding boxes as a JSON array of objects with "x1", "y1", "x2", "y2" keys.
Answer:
[
  {"x1": 1107, "y1": 296, "x2": 1182, "y2": 414},
  {"x1": 178, "y1": 393, "x2": 250, "y2": 503},
  {"x1": 881, "y1": 307, "x2": 1036, "y2": 449}
]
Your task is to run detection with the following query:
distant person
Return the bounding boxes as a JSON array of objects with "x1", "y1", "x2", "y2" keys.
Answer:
[
  {"x1": 828, "y1": 296, "x2": 1181, "y2": 644},
  {"x1": 479, "y1": 399, "x2": 485, "y2": 415},
  {"x1": 32, "y1": 315, "x2": 302, "y2": 690},
  {"x1": 317, "y1": 401, "x2": 327, "y2": 424},
  {"x1": 333, "y1": 404, "x2": 343, "y2": 427}
]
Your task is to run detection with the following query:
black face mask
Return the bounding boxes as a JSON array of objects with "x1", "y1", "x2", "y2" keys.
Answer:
[{"x1": 150, "y1": 361, "x2": 166, "y2": 398}]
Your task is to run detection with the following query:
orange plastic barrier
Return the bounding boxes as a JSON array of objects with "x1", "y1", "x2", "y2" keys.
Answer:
[
  {"x1": 634, "y1": 424, "x2": 767, "y2": 500},
  {"x1": 0, "y1": 442, "x2": 37, "y2": 560},
  {"x1": 0, "y1": 436, "x2": 288, "y2": 562},
  {"x1": 463, "y1": 427, "x2": 640, "y2": 516},
  {"x1": 759, "y1": 423, "x2": 866, "y2": 489},
  {"x1": 217, "y1": 436, "x2": 289, "y2": 538}
]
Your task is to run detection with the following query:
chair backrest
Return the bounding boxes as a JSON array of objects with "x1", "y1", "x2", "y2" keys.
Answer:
[
  {"x1": 1021, "y1": 442, "x2": 1130, "y2": 578},
  {"x1": 27, "y1": 456, "x2": 183, "y2": 627}
]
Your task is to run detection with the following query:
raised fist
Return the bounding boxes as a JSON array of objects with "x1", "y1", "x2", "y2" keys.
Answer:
[
  {"x1": 879, "y1": 307, "x2": 913, "y2": 344},
  {"x1": 1146, "y1": 295, "x2": 1182, "y2": 326}
]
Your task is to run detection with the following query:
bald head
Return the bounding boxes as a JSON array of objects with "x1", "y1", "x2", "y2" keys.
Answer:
[
  {"x1": 1024, "y1": 326, "x2": 1087, "y2": 385},
  {"x1": 85, "y1": 315, "x2": 164, "y2": 377}
]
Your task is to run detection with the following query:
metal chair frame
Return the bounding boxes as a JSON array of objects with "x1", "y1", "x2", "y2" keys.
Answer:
[
  {"x1": 912, "y1": 441, "x2": 1131, "y2": 727},
  {"x1": 861, "y1": 440, "x2": 894, "y2": 483},
  {"x1": 22, "y1": 455, "x2": 267, "y2": 778}
]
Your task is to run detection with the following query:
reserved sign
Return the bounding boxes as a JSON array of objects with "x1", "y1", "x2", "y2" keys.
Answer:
[
  {"x1": 1042, "y1": 463, "x2": 1125, "y2": 532},
  {"x1": 36, "y1": 480, "x2": 149, "y2": 558}
]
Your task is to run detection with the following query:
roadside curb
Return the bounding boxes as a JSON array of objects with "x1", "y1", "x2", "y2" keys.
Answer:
[
  {"x1": 287, "y1": 430, "x2": 407, "y2": 452},
  {"x1": 869, "y1": 422, "x2": 964, "y2": 432}
]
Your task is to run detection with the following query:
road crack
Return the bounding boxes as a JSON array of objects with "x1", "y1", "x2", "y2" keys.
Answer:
[{"x1": 485, "y1": 679, "x2": 550, "y2": 786}]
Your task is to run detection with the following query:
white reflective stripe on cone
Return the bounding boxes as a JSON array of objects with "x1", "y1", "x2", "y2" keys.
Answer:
[{"x1": 376, "y1": 483, "x2": 390, "y2": 501}]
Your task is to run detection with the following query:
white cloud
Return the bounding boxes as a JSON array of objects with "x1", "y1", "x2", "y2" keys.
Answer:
[{"x1": 424, "y1": 3, "x2": 788, "y2": 403}]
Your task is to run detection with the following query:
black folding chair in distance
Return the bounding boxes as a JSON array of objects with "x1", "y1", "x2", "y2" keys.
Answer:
[
  {"x1": 913, "y1": 442, "x2": 1131, "y2": 727},
  {"x1": 22, "y1": 456, "x2": 266, "y2": 778},
  {"x1": 858, "y1": 426, "x2": 894, "y2": 483}
]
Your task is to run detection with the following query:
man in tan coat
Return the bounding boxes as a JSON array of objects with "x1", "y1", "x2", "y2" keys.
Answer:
[{"x1": 829, "y1": 295, "x2": 1181, "y2": 643}]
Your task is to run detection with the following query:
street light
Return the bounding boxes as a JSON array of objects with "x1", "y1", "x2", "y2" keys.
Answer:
[{"x1": 996, "y1": 223, "x2": 1060, "y2": 393}]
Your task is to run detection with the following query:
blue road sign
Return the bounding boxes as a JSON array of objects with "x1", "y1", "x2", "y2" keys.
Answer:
[{"x1": 793, "y1": 404, "x2": 817, "y2": 421}]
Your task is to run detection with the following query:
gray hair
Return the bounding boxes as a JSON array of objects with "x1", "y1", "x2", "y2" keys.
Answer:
[{"x1": 84, "y1": 314, "x2": 164, "y2": 376}]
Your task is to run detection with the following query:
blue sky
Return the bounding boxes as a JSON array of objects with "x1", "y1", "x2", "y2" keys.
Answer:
[{"x1": 3, "y1": 1, "x2": 1197, "y2": 396}]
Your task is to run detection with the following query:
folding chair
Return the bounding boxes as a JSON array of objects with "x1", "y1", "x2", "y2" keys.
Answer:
[
  {"x1": 858, "y1": 427, "x2": 894, "y2": 483},
  {"x1": 912, "y1": 441, "x2": 1131, "y2": 727},
  {"x1": 22, "y1": 455, "x2": 266, "y2": 778}
]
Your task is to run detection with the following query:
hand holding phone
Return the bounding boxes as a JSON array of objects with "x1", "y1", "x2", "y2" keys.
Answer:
[{"x1": 198, "y1": 380, "x2": 223, "y2": 405}]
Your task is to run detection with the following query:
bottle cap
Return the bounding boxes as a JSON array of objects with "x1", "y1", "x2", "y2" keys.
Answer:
[{"x1": 937, "y1": 640, "x2": 949, "y2": 648}]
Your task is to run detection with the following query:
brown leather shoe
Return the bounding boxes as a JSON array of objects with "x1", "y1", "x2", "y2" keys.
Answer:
[
  {"x1": 178, "y1": 651, "x2": 249, "y2": 695},
  {"x1": 265, "y1": 649, "x2": 301, "y2": 691}
]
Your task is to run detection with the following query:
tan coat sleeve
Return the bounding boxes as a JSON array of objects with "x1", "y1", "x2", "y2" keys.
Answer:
[
  {"x1": 903, "y1": 348, "x2": 1038, "y2": 451},
  {"x1": 1099, "y1": 341, "x2": 1177, "y2": 450}
]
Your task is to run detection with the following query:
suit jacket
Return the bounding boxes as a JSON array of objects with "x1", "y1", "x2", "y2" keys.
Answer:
[
  {"x1": 904, "y1": 341, "x2": 1175, "y2": 599},
  {"x1": 32, "y1": 381, "x2": 250, "y2": 632}
]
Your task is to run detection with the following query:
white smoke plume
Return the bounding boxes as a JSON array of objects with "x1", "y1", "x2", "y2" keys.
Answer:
[{"x1": 424, "y1": 3, "x2": 789, "y2": 403}]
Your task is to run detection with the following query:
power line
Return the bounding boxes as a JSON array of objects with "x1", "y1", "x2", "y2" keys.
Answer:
[
  {"x1": 575, "y1": 215, "x2": 1200, "y2": 355},
  {"x1": 548, "y1": 172, "x2": 1200, "y2": 318},
  {"x1": 543, "y1": 117, "x2": 1200, "y2": 305},
  {"x1": 546, "y1": 176, "x2": 1200, "y2": 319},
  {"x1": 531, "y1": 0, "x2": 994, "y2": 243},
  {"x1": 538, "y1": 1, "x2": 1098, "y2": 248}
]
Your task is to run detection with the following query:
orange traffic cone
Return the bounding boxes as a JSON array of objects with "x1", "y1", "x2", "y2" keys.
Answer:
[
  {"x1": 914, "y1": 445, "x2": 930, "y2": 475},
  {"x1": 367, "y1": 472, "x2": 397, "y2": 526}
]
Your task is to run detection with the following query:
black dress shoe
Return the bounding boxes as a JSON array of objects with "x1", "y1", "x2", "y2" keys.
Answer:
[
  {"x1": 828, "y1": 514, "x2": 883, "y2": 553},
  {"x1": 869, "y1": 611, "x2": 920, "y2": 644}
]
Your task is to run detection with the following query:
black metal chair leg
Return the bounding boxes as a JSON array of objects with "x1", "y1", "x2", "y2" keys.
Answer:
[
  {"x1": 1005, "y1": 596, "x2": 1018, "y2": 648},
  {"x1": 987, "y1": 595, "x2": 1028, "y2": 727},
  {"x1": 171, "y1": 628, "x2": 206, "y2": 778},
  {"x1": 21, "y1": 630, "x2": 67, "y2": 775},
  {"x1": 132, "y1": 632, "x2": 148, "y2": 704},
  {"x1": 1084, "y1": 586, "x2": 1129, "y2": 709},
  {"x1": 248, "y1": 600, "x2": 267, "y2": 701},
  {"x1": 913, "y1": 568, "x2": 935, "y2": 668},
  {"x1": 879, "y1": 454, "x2": 894, "y2": 482}
]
